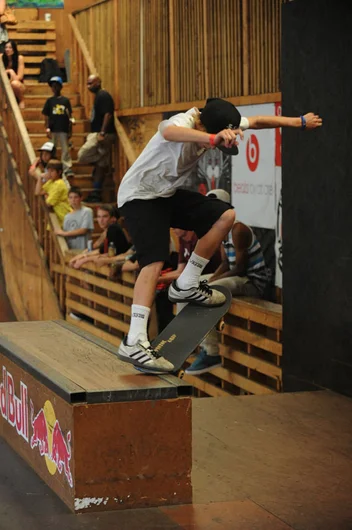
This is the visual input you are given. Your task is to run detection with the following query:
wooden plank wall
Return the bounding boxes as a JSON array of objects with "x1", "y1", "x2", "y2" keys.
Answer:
[
  {"x1": 74, "y1": 0, "x2": 120, "y2": 106},
  {"x1": 0, "y1": 126, "x2": 62, "y2": 321},
  {"x1": 72, "y1": 0, "x2": 287, "y2": 113}
]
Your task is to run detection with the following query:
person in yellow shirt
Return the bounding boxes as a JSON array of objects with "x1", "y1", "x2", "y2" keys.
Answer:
[{"x1": 35, "y1": 159, "x2": 71, "y2": 226}]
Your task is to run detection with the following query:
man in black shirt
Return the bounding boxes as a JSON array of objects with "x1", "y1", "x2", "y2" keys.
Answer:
[
  {"x1": 42, "y1": 76, "x2": 74, "y2": 178},
  {"x1": 69, "y1": 204, "x2": 129, "y2": 270},
  {"x1": 77, "y1": 75, "x2": 116, "y2": 202}
]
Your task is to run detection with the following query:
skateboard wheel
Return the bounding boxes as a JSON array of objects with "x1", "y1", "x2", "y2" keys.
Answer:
[{"x1": 217, "y1": 319, "x2": 225, "y2": 331}]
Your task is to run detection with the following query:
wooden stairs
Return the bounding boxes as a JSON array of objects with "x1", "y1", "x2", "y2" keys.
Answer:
[{"x1": 8, "y1": 19, "x2": 116, "y2": 235}]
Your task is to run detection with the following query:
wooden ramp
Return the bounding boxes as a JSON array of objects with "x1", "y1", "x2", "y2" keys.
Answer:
[{"x1": 0, "y1": 321, "x2": 192, "y2": 513}]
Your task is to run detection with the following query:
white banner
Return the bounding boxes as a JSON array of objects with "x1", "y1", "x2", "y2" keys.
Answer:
[{"x1": 231, "y1": 103, "x2": 276, "y2": 229}]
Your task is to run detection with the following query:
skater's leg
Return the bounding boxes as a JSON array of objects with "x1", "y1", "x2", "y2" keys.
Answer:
[
  {"x1": 127, "y1": 261, "x2": 163, "y2": 344},
  {"x1": 117, "y1": 198, "x2": 174, "y2": 372},
  {"x1": 169, "y1": 208, "x2": 235, "y2": 306}
]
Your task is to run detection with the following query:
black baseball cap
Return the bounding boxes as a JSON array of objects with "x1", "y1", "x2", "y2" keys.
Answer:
[{"x1": 200, "y1": 98, "x2": 241, "y2": 155}]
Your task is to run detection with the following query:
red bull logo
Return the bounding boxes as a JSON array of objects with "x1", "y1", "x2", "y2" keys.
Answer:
[
  {"x1": 0, "y1": 364, "x2": 73, "y2": 489},
  {"x1": 30, "y1": 399, "x2": 73, "y2": 488},
  {"x1": 0, "y1": 366, "x2": 28, "y2": 442}
]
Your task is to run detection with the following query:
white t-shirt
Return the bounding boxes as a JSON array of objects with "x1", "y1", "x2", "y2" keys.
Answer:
[
  {"x1": 117, "y1": 108, "x2": 249, "y2": 207},
  {"x1": 63, "y1": 206, "x2": 94, "y2": 250}
]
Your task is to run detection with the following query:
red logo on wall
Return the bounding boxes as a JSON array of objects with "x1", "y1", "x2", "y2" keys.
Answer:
[
  {"x1": 246, "y1": 134, "x2": 260, "y2": 172},
  {"x1": 0, "y1": 366, "x2": 29, "y2": 441}
]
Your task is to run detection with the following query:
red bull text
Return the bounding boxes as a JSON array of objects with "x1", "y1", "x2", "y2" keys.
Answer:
[
  {"x1": 0, "y1": 365, "x2": 73, "y2": 488},
  {"x1": 0, "y1": 366, "x2": 28, "y2": 442}
]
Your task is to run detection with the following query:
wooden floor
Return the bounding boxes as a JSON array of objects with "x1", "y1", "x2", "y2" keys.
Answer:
[{"x1": 0, "y1": 390, "x2": 351, "y2": 529}]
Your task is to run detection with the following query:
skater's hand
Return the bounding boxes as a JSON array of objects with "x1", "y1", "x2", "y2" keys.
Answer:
[
  {"x1": 54, "y1": 229, "x2": 66, "y2": 236},
  {"x1": 214, "y1": 127, "x2": 244, "y2": 148},
  {"x1": 303, "y1": 113, "x2": 323, "y2": 129},
  {"x1": 46, "y1": 127, "x2": 52, "y2": 139}
]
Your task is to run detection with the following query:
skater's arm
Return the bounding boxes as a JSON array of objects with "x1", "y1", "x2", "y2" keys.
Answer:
[
  {"x1": 162, "y1": 125, "x2": 243, "y2": 148},
  {"x1": 247, "y1": 112, "x2": 322, "y2": 130}
]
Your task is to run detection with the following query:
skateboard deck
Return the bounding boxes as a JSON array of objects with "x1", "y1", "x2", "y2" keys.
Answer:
[{"x1": 136, "y1": 285, "x2": 232, "y2": 374}]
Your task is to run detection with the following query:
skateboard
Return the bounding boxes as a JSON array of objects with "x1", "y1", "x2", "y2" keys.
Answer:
[{"x1": 136, "y1": 285, "x2": 232, "y2": 375}]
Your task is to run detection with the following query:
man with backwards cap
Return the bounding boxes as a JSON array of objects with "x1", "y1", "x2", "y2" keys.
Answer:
[
  {"x1": 185, "y1": 187, "x2": 268, "y2": 375},
  {"x1": 116, "y1": 97, "x2": 322, "y2": 373}
]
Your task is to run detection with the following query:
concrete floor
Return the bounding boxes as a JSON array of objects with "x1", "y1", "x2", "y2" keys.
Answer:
[{"x1": 1, "y1": 390, "x2": 351, "y2": 530}]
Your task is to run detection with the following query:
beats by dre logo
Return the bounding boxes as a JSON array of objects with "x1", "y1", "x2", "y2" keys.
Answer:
[{"x1": 246, "y1": 134, "x2": 260, "y2": 172}]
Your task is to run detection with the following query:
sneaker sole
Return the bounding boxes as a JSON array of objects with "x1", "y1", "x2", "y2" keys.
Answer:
[
  {"x1": 168, "y1": 295, "x2": 225, "y2": 308},
  {"x1": 185, "y1": 362, "x2": 222, "y2": 375},
  {"x1": 115, "y1": 351, "x2": 173, "y2": 373}
]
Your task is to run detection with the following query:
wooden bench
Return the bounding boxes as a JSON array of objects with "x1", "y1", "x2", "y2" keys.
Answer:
[
  {"x1": 8, "y1": 21, "x2": 57, "y2": 80},
  {"x1": 183, "y1": 297, "x2": 283, "y2": 397},
  {"x1": 0, "y1": 320, "x2": 192, "y2": 513}
]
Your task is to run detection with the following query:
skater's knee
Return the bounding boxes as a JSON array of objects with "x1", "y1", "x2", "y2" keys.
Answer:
[
  {"x1": 140, "y1": 261, "x2": 164, "y2": 277},
  {"x1": 219, "y1": 208, "x2": 235, "y2": 229}
]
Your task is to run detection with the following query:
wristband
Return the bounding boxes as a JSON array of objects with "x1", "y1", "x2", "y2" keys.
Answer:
[
  {"x1": 300, "y1": 115, "x2": 306, "y2": 130},
  {"x1": 209, "y1": 134, "x2": 216, "y2": 147}
]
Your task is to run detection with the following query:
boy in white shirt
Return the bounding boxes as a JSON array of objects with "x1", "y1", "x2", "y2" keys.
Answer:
[
  {"x1": 55, "y1": 186, "x2": 94, "y2": 250},
  {"x1": 117, "y1": 97, "x2": 322, "y2": 373}
]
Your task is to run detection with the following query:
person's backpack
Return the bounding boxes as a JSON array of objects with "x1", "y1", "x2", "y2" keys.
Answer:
[{"x1": 39, "y1": 58, "x2": 61, "y2": 83}]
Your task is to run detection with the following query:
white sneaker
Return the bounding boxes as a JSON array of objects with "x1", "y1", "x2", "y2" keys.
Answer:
[
  {"x1": 168, "y1": 280, "x2": 226, "y2": 307},
  {"x1": 116, "y1": 338, "x2": 174, "y2": 373}
]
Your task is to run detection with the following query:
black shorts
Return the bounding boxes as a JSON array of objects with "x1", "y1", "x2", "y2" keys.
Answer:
[{"x1": 120, "y1": 188, "x2": 232, "y2": 268}]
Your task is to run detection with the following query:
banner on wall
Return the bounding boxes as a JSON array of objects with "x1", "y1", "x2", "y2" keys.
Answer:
[
  {"x1": 8, "y1": 0, "x2": 64, "y2": 7},
  {"x1": 231, "y1": 103, "x2": 276, "y2": 229}
]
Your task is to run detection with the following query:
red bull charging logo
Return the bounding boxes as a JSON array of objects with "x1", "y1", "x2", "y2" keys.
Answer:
[
  {"x1": 30, "y1": 400, "x2": 73, "y2": 488},
  {"x1": 0, "y1": 366, "x2": 73, "y2": 488}
]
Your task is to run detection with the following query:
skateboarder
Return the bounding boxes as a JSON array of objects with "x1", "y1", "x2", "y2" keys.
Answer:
[{"x1": 117, "y1": 98, "x2": 322, "y2": 373}]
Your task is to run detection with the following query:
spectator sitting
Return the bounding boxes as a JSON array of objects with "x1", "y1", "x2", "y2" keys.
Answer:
[
  {"x1": 77, "y1": 75, "x2": 116, "y2": 203},
  {"x1": 42, "y1": 76, "x2": 74, "y2": 181},
  {"x1": 0, "y1": 1, "x2": 8, "y2": 54},
  {"x1": 29, "y1": 141, "x2": 56, "y2": 182},
  {"x1": 35, "y1": 159, "x2": 71, "y2": 227},
  {"x1": 55, "y1": 187, "x2": 94, "y2": 250},
  {"x1": 69, "y1": 204, "x2": 129, "y2": 269},
  {"x1": 1, "y1": 40, "x2": 25, "y2": 108},
  {"x1": 185, "y1": 188, "x2": 268, "y2": 375}
]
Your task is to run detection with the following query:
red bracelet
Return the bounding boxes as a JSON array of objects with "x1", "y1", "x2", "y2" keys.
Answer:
[{"x1": 209, "y1": 134, "x2": 216, "y2": 147}]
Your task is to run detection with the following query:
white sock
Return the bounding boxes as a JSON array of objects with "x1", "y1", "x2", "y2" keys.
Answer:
[
  {"x1": 177, "y1": 252, "x2": 209, "y2": 290},
  {"x1": 127, "y1": 304, "x2": 150, "y2": 345}
]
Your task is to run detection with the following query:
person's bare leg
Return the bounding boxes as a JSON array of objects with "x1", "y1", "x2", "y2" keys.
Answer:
[
  {"x1": 194, "y1": 208, "x2": 235, "y2": 259},
  {"x1": 11, "y1": 81, "x2": 25, "y2": 108},
  {"x1": 132, "y1": 261, "x2": 164, "y2": 308},
  {"x1": 169, "y1": 209, "x2": 235, "y2": 305},
  {"x1": 118, "y1": 260, "x2": 174, "y2": 372},
  {"x1": 176, "y1": 209, "x2": 235, "y2": 290}
]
